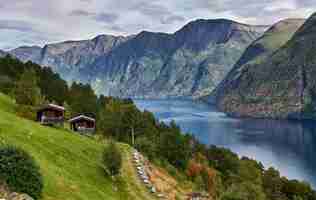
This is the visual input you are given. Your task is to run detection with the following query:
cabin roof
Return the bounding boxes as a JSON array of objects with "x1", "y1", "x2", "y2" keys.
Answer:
[
  {"x1": 38, "y1": 104, "x2": 65, "y2": 112},
  {"x1": 69, "y1": 115, "x2": 95, "y2": 123}
]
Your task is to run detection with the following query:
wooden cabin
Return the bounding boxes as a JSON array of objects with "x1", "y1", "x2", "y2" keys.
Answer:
[
  {"x1": 69, "y1": 115, "x2": 96, "y2": 134},
  {"x1": 37, "y1": 104, "x2": 65, "y2": 126}
]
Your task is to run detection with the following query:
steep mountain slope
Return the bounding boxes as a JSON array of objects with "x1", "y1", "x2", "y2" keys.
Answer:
[
  {"x1": 0, "y1": 93, "x2": 156, "y2": 200},
  {"x1": 216, "y1": 13, "x2": 316, "y2": 119},
  {"x1": 11, "y1": 19, "x2": 267, "y2": 98},
  {"x1": 0, "y1": 50, "x2": 7, "y2": 57},
  {"x1": 234, "y1": 18, "x2": 305, "y2": 68},
  {"x1": 10, "y1": 46, "x2": 42, "y2": 62},
  {"x1": 11, "y1": 35, "x2": 131, "y2": 82},
  {"x1": 205, "y1": 19, "x2": 305, "y2": 104}
]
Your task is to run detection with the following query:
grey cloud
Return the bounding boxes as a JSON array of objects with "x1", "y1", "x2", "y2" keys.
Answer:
[
  {"x1": 296, "y1": 0, "x2": 315, "y2": 7},
  {"x1": 69, "y1": 9, "x2": 120, "y2": 25},
  {"x1": 134, "y1": 2, "x2": 170, "y2": 17},
  {"x1": 69, "y1": 9, "x2": 95, "y2": 16},
  {"x1": 192, "y1": 0, "x2": 275, "y2": 12},
  {"x1": 108, "y1": 25, "x2": 126, "y2": 32},
  {"x1": 103, "y1": 24, "x2": 128, "y2": 33},
  {"x1": 0, "y1": 19, "x2": 35, "y2": 32},
  {"x1": 94, "y1": 12, "x2": 119, "y2": 23},
  {"x1": 130, "y1": 1, "x2": 186, "y2": 26},
  {"x1": 0, "y1": 19, "x2": 60, "y2": 41},
  {"x1": 182, "y1": 0, "x2": 312, "y2": 25},
  {"x1": 161, "y1": 15, "x2": 185, "y2": 24}
]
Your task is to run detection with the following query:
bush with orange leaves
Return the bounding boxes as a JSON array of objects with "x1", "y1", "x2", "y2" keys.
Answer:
[{"x1": 186, "y1": 153, "x2": 223, "y2": 199}]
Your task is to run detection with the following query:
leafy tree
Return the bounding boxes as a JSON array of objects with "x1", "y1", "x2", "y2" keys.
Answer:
[
  {"x1": 159, "y1": 129, "x2": 192, "y2": 169},
  {"x1": 122, "y1": 104, "x2": 145, "y2": 145},
  {"x1": 186, "y1": 158, "x2": 204, "y2": 180},
  {"x1": 206, "y1": 146, "x2": 240, "y2": 179},
  {"x1": 68, "y1": 82, "x2": 97, "y2": 116},
  {"x1": 221, "y1": 182, "x2": 266, "y2": 200},
  {"x1": 282, "y1": 179, "x2": 313, "y2": 200},
  {"x1": 238, "y1": 158, "x2": 263, "y2": 185},
  {"x1": 263, "y1": 167, "x2": 287, "y2": 200},
  {"x1": 102, "y1": 141, "x2": 122, "y2": 176},
  {"x1": 201, "y1": 167, "x2": 223, "y2": 200},
  {"x1": 37, "y1": 67, "x2": 68, "y2": 105},
  {"x1": 97, "y1": 99, "x2": 125, "y2": 139},
  {"x1": 13, "y1": 69, "x2": 42, "y2": 106}
]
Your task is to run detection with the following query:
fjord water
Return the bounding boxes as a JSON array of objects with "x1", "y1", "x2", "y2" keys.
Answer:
[{"x1": 134, "y1": 99, "x2": 316, "y2": 188}]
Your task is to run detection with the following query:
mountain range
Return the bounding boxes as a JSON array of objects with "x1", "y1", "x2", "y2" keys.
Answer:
[
  {"x1": 211, "y1": 13, "x2": 316, "y2": 119},
  {"x1": 6, "y1": 19, "x2": 268, "y2": 98}
]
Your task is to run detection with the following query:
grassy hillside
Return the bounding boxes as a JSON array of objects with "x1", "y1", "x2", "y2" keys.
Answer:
[{"x1": 0, "y1": 93, "x2": 155, "y2": 200}]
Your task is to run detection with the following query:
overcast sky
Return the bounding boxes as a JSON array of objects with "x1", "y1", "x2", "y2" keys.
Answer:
[{"x1": 0, "y1": 0, "x2": 315, "y2": 50}]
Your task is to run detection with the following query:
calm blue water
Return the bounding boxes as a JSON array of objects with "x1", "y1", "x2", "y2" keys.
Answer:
[{"x1": 134, "y1": 99, "x2": 316, "y2": 188}]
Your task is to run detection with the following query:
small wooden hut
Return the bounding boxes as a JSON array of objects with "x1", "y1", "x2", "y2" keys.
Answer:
[
  {"x1": 69, "y1": 114, "x2": 96, "y2": 134},
  {"x1": 37, "y1": 104, "x2": 65, "y2": 126}
]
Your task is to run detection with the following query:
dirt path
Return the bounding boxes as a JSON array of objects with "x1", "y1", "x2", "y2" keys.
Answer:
[{"x1": 120, "y1": 144, "x2": 158, "y2": 200}]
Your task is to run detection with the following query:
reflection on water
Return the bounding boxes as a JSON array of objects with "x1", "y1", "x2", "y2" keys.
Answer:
[{"x1": 135, "y1": 99, "x2": 316, "y2": 188}]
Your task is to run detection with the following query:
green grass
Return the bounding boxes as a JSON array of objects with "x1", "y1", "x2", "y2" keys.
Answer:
[
  {"x1": 0, "y1": 93, "x2": 15, "y2": 113},
  {"x1": 0, "y1": 93, "x2": 154, "y2": 200}
]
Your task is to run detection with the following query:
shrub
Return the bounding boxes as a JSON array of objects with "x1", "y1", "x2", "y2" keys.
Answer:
[
  {"x1": 0, "y1": 146, "x2": 43, "y2": 199},
  {"x1": 16, "y1": 105, "x2": 37, "y2": 120},
  {"x1": 102, "y1": 141, "x2": 122, "y2": 176}
]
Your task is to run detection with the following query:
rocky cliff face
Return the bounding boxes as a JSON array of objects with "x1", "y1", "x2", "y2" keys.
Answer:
[
  {"x1": 0, "y1": 50, "x2": 7, "y2": 57},
  {"x1": 10, "y1": 46, "x2": 42, "y2": 62},
  {"x1": 11, "y1": 19, "x2": 267, "y2": 98},
  {"x1": 204, "y1": 18, "x2": 305, "y2": 104},
  {"x1": 215, "y1": 14, "x2": 316, "y2": 119}
]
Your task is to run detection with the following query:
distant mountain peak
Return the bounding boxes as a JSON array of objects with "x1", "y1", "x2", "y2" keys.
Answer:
[
  {"x1": 290, "y1": 13, "x2": 316, "y2": 40},
  {"x1": 11, "y1": 17, "x2": 268, "y2": 99},
  {"x1": 267, "y1": 18, "x2": 305, "y2": 33}
]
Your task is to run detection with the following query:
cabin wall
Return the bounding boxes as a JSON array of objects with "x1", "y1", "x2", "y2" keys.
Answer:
[
  {"x1": 37, "y1": 108, "x2": 64, "y2": 125},
  {"x1": 72, "y1": 120, "x2": 95, "y2": 128},
  {"x1": 41, "y1": 109, "x2": 64, "y2": 118}
]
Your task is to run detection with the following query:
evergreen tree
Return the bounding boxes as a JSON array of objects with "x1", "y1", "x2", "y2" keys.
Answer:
[
  {"x1": 97, "y1": 99, "x2": 125, "y2": 139},
  {"x1": 263, "y1": 167, "x2": 287, "y2": 200},
  {"x1": 68, "y1": 82, "x2": 97, "y2": 115},
  {"x1": 13, "y1": 69, "x2": 42, "y2": 106}
]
